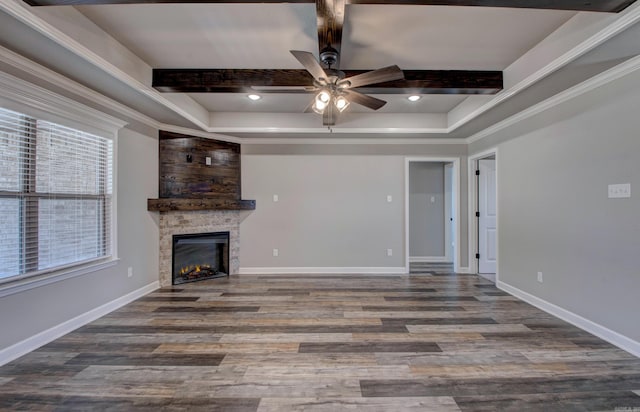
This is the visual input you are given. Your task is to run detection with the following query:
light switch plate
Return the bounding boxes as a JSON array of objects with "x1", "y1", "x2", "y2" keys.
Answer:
[
  {"x1": 205, "y1": 156, "x2": 212, "y2": 166},
  {"x1": 608, "y1": 183, "x2": 631, "y2": 198},
  {"x1": 386, "y1": 195, "x2": 392, "y2": 202},
  {"x1": 273, "y1": 194, "x2": 279, "y2": 202}
]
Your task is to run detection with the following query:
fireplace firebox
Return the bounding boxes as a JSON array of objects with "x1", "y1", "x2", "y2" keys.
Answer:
[{"x1": 172, "y1": 232, "x2": 229, "y2": 284}]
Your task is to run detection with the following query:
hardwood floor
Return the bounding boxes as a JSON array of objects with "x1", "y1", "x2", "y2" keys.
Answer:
[{"x1": 1, "y1": 272, "x2": 639, "y2": 411}]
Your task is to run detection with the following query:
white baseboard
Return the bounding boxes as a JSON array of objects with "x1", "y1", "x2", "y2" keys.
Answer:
[
  {"x1": 498, "y1": 280, "x2": 640, "y2": 358},
  {"x1": 409, "y1": 256, "x2": 450, "y2": 263},
  {"x1": 239, "y1": 267, "x2": 407, "y2": 275},
  {"x1": 456, "y1": 266, "x2": 471, "y2": 274},
  {"x1": 0, "y1": 281, "x2": 159, "y2": 366}
]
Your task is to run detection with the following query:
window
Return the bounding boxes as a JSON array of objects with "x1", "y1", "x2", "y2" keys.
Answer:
[{"x1": 0, "y1": 107, "x2": 113, "y2": 283}]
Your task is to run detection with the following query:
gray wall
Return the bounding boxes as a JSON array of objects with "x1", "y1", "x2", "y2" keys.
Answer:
[
  {"x1": 472, "y1": 66, "x2": 640, "y2": 342},
  {"x1": 409, "y1": 162, "x2": 445, "y2": 258},
  {"x1": 240, "y1": 144, "x2": 469, "y2": 270},
  {"x1": 0, "y1": 125, "x2": 159, "y2": 350}
]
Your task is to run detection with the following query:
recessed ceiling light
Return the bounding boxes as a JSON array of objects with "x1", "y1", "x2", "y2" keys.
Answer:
[
  {"x1": 247, "y1": 94, "x2": 261, "y2": 101},
  {"x1": 407, "y1": 95, "x2": 421, "y2": 102}
]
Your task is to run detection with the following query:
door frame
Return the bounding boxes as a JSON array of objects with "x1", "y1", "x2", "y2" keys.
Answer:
[
  {"x1": 404, "y1": 157, "x2": 461, "y2": 273},
  {"x1": 467, "y1": 148, "x2": 499, "y2": 280}
]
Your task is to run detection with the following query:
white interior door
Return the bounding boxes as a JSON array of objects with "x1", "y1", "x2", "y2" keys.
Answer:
[{"x1": 478, "y1": 159, "x2": 497, "y2": 274}]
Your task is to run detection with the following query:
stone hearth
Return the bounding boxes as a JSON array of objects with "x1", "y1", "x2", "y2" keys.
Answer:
[{"x1": 159, "y1": 210, "x2": 240, "y2": 287}]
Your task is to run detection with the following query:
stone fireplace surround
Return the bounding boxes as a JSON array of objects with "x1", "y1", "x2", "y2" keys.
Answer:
[{"x1": 159, "y1": 210, "x2": 240, "y2": 287}]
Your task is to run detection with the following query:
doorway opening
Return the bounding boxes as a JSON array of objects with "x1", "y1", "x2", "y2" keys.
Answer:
[
  {"x1": 404, "y1": 157, "x2": 460, "y2": 273},
  {"x1": 468, "y1": 149, "x2": 498, "y2": 283}
]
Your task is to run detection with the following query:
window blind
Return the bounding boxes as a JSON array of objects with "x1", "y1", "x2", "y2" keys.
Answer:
[{"x1": 0, "y1": 107, "x2": 113, "y2": 282}]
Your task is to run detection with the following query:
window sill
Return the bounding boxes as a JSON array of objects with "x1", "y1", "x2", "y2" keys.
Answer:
[{"x1": 0, "y1": 258, "x2": 120, "y2": 298}]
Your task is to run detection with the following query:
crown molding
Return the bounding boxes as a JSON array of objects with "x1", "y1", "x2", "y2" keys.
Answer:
[
  {"x1": 0, "y1": 45, "x2": 160, "y2": 130},
  {"x1": 5, "y1": 0, "x2": 640, "y2": 140},
  {"x1": 2, "y1": 0, "x2": 640, "y2": 145},
  {"x1": 240, "y1": 137, "x2": 467, "y2": 145},
  {"x1": 466, "y1": 53, "x2": 640, "y2": 145},
  {"x1": 450, "y1": 2, "x2": 640, "y2": 133},
  {"x1": 158, "y1": 123, "x2": 243, "y2": 144},
  {"x1": 0, "y1": 0, "x2": 209, "y2": 130},
  {"x1": 0, "y1": 70, "x2": 128, "y2": 135}
]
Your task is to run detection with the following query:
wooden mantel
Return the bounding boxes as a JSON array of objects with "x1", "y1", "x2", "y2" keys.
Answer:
[
  {"x1": 147, "y1": 198, "x2": 255, "y2": 212},
  {"x1": 147, "y1": 130, "x2": 255, "y2": 212}
]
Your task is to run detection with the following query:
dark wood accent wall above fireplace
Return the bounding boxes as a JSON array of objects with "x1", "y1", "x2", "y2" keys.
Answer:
[
  {"x1": 147, "y1": 130, "x2": 255, "y2": 212},
  {"x1": 158, "y1": 130, "x2": 240, "y2": 199}
]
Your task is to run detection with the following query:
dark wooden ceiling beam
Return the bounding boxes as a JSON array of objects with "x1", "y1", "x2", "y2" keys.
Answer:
[
  {"x1": 152, "y1": 68, "x2": 503, "y2": 94},
  {"x1": 23, "y1": 0, "x2": 636, "y2": 12},
  {"x1": 316, "y1": 0, "x2": 345, "y2": 68}
]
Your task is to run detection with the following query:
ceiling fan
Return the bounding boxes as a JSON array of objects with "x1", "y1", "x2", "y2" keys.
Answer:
[
  {"x1": 26, "y1": 0, "x2": 635, "y2": 126},
  {"x1": 296, "y1": 48, "x2": 403, "y2": 124},
  {"x1": 256, "y1": 47, "x2": 404, "y2": 126}
]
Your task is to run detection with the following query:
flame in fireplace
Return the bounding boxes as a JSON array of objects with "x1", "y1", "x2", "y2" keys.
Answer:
[{"x1": 179, "y1": 264, "x2": 213, "y2": 276}]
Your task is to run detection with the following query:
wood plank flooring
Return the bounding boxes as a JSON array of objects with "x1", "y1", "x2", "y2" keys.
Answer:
[{"x1": 1, "y1": 271, "x2": 639, "y2": 411}]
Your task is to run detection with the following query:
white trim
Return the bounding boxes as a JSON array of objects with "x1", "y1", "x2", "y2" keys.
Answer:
[
  {"x1": 404, "y1": 157, "x2": 462, "y2": 274},
  {"x1": 159, "y1": 124, "x2": 243, "y2": 145},
  {"x1": 0, "y1": 281, "x2": 159, "y2": 366},
  {"x1": 0, "y1": 259, "x2": 119, "y2": 298},
  {"x1": 2, "y1": 0, "x2": 640, "y2": 140},
  {"x1": 498, "y1": 281, "x2": 640, "y2": 358},
  {"x1": 208, "y1": 126, "x2": 449, "y2": 135},
  {"x1": 409, "y1": 256, "x2": 450, "y2": 263},
  {"x1": 467, "y1": 54, "x2": 640, "y2": 144},
  {"x1": 452, "y1": 2, "x2": 640, "y2": 135},
  {"x1": 456, "y1": 267, "x2": 471, "y2": 274},
  {"x1": 0, "y1": 71, "x2": 127, "y2": 136},
  {"x1": 241, "y1": 137, "x2": 467, "y2": 145},
  {"x1": 0, "y1": 45, "x2": 159, "y2": 130},
  {"x1": 0, "y1": 0, "x2": 209, "y2": 132},
  {"x1": 239, "y1": 267, "x2": 407, "y2": 275},
  {"x1": 467, "y1": 148, "x2": 499, "y2": 278}
]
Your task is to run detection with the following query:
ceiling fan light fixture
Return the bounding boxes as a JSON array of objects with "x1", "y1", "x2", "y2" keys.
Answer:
[
  {"x1": 317, "y1": 90, "x2": 331, "y2": 103},
  {"x1": 335, "y1": 95, "x2": 349, "y2": 112},
  {"x1": 408, "y1": 95, "x2": 421, "y2": 102},
  {"x1": 247, "y1": 94, "x2": 262, "y2": 101},
  {"x1": 312, "y1": 98, "x2": 328, "y2": 114}
]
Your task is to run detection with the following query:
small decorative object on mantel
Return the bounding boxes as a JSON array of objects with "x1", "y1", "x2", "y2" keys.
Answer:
[{"x1": 147, "y1": 130, "x2": 256, "y2": 212}]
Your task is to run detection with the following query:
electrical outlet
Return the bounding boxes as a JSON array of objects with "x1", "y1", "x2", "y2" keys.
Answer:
[
  {"x1": 127, "y1": 267, "x2": 133, "y2": 278},
  {"x1": 205, "y1": 156, "x2": 212, "y2": 166},
  {"x1": 387, "y1": 195, "x2": 392, "y2": 203},
  {"x1": 273, "y1": 248, "x2": 279, "y2": 257},
  {"x1": 608, "y1": 183, "x2": 631, "y2": 198},
  {"x1": 387, "y1": 249, "x2": 393, "y2": 257},
  {"x1": 273, "y1": 194, "x2": 279, "y2": 202},
  {"x1": 537, "y1": 271, "x2": 543, "y2": 283}
]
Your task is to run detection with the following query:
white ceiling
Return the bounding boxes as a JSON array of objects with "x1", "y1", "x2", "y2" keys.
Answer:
[
  {"x1": 75, "y1": 4, "x2": 575, "y2": 116},
  {"x1": 77, "y1": 4, "x2": 575, "y2": 70},
  {"x1": 2, "y1": 0, "x2": 637, "y2": 139}
]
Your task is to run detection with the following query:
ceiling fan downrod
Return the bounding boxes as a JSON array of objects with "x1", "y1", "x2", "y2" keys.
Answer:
[{"x1": 320, "y1": 45, "x2": 339, "y2": 69}]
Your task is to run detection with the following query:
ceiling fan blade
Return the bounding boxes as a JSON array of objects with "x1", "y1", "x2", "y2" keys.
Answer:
[
  {"x1": 303, "y1": 98, "x2": 315, "y2": 113},
  {"x1": 251, "y1": 85, "x2": 317, "y2": 92},
  {"x1": 290, "y1": 50, "x2": 328, "y2": 83},
  {"x1": 344, "y1": 65, "x2": 404, "y2": 89},
  {"x1": 343, "y1": 90, "x2": 387, "y2": 110}
]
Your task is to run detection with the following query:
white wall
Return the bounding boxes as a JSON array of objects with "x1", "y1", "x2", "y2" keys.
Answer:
[
  {"x1": 240, "y1": 155, "x2": 405, "y2": 270},
  {"x1": 0, "y1": 125, "x2": 159, "y2": 352},
  {"x1": 240, "y1": 144, "x2": 469, "y2": 271},
  {"x1": 470, "y1": 65, "x2": 640, "y2": 345}
]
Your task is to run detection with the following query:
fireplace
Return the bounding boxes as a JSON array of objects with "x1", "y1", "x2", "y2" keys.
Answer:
[{"x1": 172, "y1": 231, "x2": 229, "y2": 285}]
